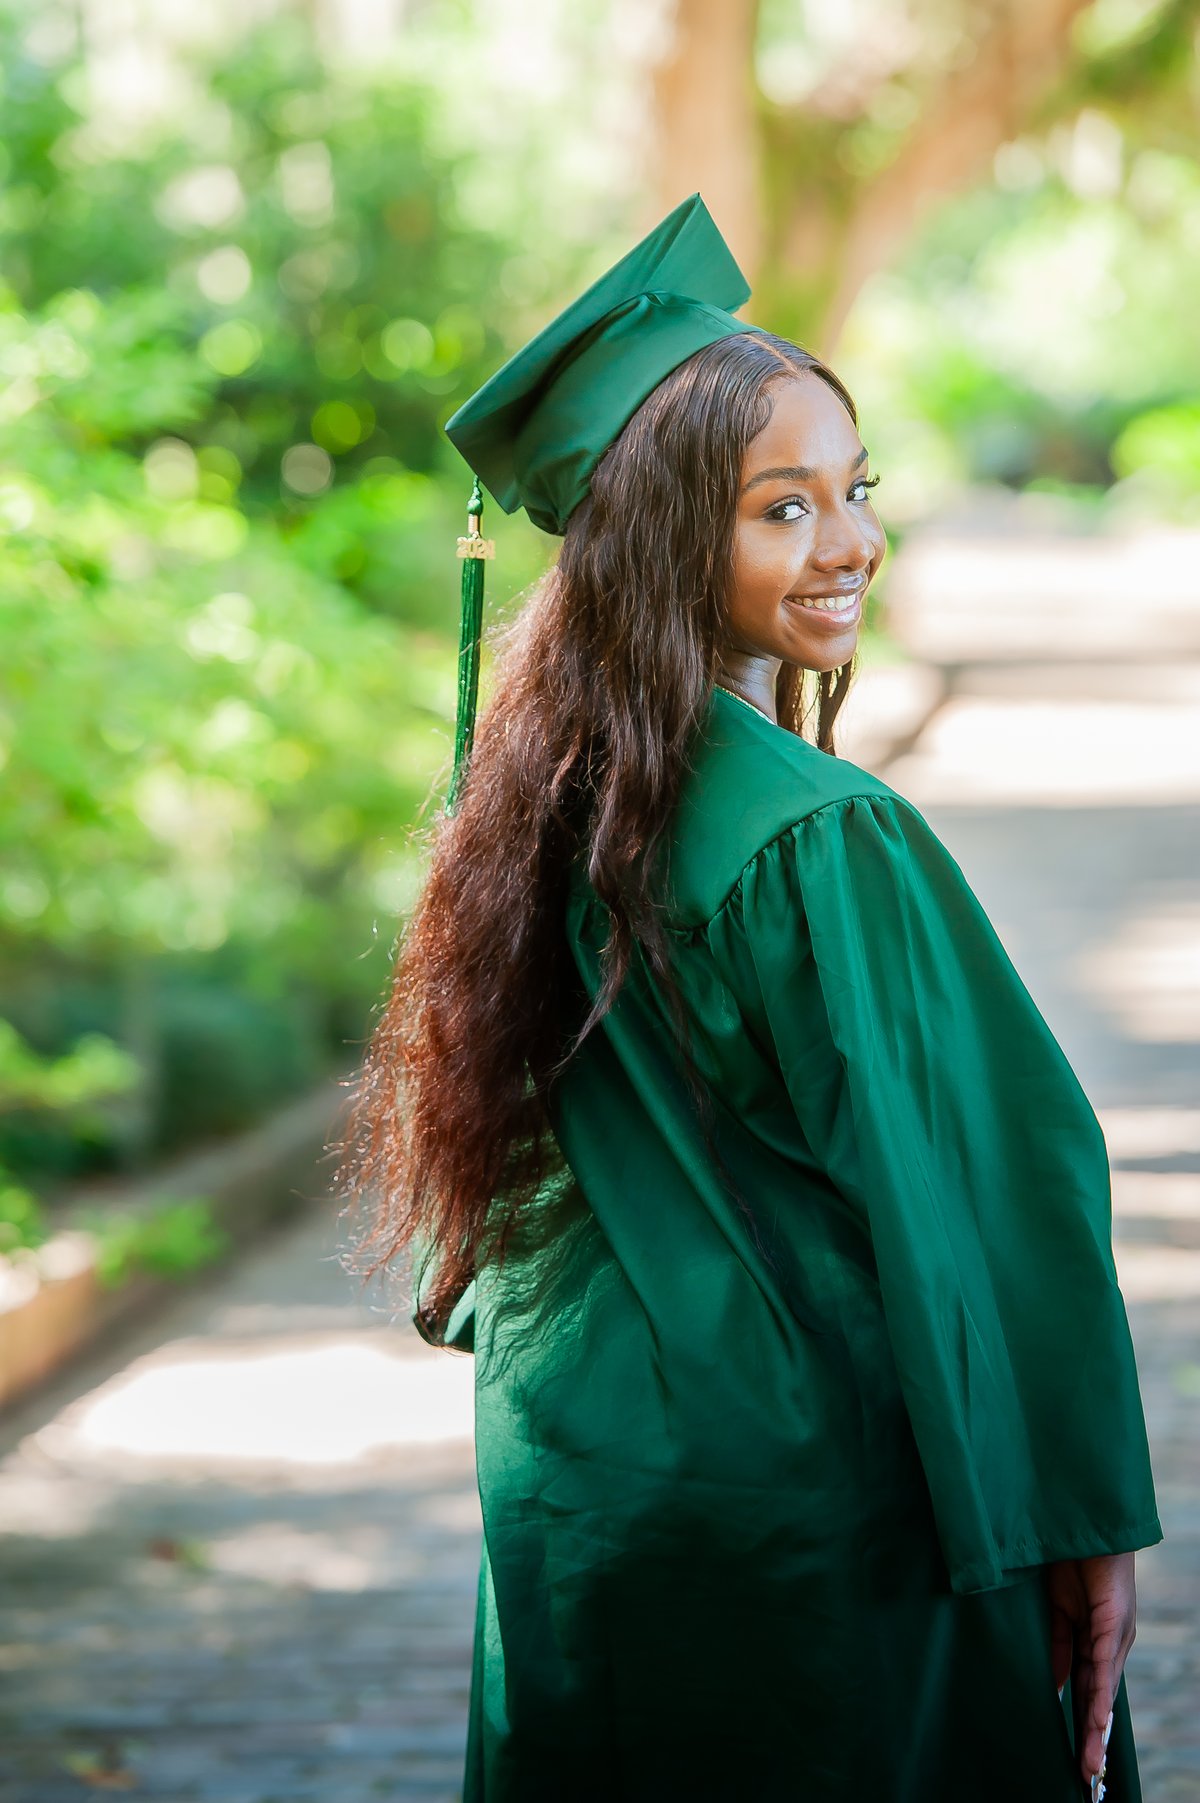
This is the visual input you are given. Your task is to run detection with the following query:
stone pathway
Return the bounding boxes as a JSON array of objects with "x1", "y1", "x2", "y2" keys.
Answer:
[
  {"x1": 0, "y1": 498, "x2": 1197, "y2": 1800},
  {"x1": 0, "y1": 1205, "x2": 480, "y2": 1802}
]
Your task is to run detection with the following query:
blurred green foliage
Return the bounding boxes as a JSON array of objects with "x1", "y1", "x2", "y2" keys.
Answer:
[
  {"x1": 840, "y1": 115, "x2": 1200, "y2": 524},
  {"x1": 78, "y1": 1196, "x2": 232, "y2": 1288},
  {"x1": 0, "y1": 1018, "x2": 140, "y2": 1249},
  {"x1": 0, "y1": 4, "x2": 560, "y2": 1199}
]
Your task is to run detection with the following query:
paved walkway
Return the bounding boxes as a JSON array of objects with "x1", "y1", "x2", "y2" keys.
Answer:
[
  {"x1": 0, "y1": 1202, "x2": 479, "y2": 1802},
  {"x1": 1, "y1": 500, "x2": 1197, "y2": 1800}
]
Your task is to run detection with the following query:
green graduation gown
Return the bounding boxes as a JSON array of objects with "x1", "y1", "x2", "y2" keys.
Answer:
[{"x1": 418, "y1": 683, "x2": 1162, "y2": 1801}]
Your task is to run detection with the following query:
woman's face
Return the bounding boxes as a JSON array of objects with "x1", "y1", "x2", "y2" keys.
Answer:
[{"x1": 726, "y1": 373, "x2": 886, "y2": 674}]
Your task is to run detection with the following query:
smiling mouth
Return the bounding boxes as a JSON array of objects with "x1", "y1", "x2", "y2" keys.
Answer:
[{"x1": 787, "y1": 587, "x2": 864, "y2": 625}]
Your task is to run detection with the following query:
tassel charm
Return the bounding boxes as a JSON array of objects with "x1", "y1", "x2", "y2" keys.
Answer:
[{"x1": 449, "y1": 476, "x2": 494, "y2": 813}]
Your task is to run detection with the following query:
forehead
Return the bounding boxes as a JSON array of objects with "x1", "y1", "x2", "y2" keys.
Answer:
[{"x1": 742, "y1": 373, "x2": 860, "y2": 469}]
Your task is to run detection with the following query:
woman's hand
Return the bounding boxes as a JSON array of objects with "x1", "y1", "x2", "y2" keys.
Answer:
[{"x1": 1045, "y1": 1550, "x2": 1137, "y2": 1795}]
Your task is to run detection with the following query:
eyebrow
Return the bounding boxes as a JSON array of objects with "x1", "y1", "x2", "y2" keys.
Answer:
[{"x1": 742, "y1": 446, "x2": 870, "y2": 493}]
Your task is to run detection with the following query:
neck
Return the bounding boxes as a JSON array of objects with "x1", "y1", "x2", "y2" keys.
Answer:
[{"x1": 716, "y1": 653, "x2": 781, "y2": 725}]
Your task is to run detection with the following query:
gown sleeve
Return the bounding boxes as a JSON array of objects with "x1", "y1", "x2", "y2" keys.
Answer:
[
  {"x1": 736, "y1": 790, "x2": 1163, "y2": 1596},
  {"x1": 410, "y1": 1232, "x2": 477, "y2": 1352}
]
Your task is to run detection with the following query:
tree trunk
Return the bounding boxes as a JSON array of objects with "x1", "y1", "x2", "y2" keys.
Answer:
[{"x1": 646, "y1": 0, "x2": 762, "y2": 277}]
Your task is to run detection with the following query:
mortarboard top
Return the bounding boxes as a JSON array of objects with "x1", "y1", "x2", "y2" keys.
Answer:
[{"x1": 444, "y1": 192, "x2": 760, "y2": 537}]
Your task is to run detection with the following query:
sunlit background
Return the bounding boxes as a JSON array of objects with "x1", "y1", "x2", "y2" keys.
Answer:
[{"x1": 1, "y1": 1, "x2": 1198, "y2": 1798}]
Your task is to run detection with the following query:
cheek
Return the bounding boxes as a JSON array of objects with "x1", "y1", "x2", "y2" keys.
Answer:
[{"x1": 732, "y1": 528, "x2": 790, "y2": 600}]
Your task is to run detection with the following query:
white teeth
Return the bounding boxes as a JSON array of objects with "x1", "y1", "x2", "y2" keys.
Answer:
[{"x1": 799, "y1": 594, "x2": 858, "y2": 610}]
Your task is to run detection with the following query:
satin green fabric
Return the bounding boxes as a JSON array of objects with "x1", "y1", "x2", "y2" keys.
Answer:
[{"x1": 425, "y1": 684, "x2": 1162, "y2": 1800}]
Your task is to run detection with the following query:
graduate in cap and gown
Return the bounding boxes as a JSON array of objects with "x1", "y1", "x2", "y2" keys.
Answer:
[{"x1": 334, "y1": 193, "x2": 1163, "y2": 1802}]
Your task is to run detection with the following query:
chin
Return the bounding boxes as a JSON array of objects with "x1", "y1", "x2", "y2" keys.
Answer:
[
  {"x1": 780, "y1": 638, "x2": 858, "y2": 676},
  {"x1": 813, "y1": 645, "x2": 857, "y2": 674}
]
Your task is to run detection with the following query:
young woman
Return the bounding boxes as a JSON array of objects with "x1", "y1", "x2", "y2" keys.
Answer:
[{"x1": 334, "y1": 196, "x2": 1161, "y2": 1802}]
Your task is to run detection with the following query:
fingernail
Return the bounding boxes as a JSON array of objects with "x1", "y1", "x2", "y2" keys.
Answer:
[
  {"x1": 1103, "y1": 1709, "x2": 1113, "y2": 1751},
  {"x1": 1057, "y1": 1682, "x2": 1064, "y2": 1700}
]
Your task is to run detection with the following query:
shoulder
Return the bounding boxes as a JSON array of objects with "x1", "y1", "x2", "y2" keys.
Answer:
[{"x1": 661, "y1": 686, "x2": 910, "y2": 929}]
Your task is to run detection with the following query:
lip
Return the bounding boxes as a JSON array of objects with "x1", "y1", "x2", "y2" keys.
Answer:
[{"x1": 785, "y1": 585, "x2": 864, "y2": 627}]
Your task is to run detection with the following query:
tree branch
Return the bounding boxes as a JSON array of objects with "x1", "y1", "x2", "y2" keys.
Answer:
[{"x1": 816, "y1": 0, "x2": 1096, "y2": 346}]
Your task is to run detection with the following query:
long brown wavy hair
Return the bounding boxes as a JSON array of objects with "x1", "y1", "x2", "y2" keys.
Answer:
[{"x1": 330, "y1": 328, "x2": 862, "y2": 1331}]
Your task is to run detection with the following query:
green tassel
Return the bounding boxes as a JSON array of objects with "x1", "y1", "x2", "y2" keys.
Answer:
[{"x1": 449, "y1": 476, "x2": 493, "y2": 813}]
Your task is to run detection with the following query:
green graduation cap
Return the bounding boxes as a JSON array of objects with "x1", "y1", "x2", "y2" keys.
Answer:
[{"x1": 443, "y1": 191, "x2": 759, "y2": 810}]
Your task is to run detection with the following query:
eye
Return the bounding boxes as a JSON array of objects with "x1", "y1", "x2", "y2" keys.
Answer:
[
  {"x1": 765, "y1": 496, "x2": 806, "y2": 522},
  {"x1": 851, "y1": 474, "x2": 881, "y2": 501}
]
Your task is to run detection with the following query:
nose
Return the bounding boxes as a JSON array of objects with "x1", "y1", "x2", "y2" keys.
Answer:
[{"x1": 809, "y1": 508, "x2": 876, "y2": 577}]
